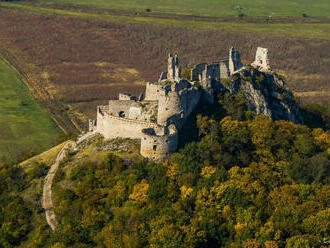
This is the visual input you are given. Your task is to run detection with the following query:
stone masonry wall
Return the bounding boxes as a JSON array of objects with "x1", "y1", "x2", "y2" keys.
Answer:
[
  {"x1": 145, "y1": 82, "x2": 162, "y2": 100},
  {"x1": 229, "y1": 47, "x2": 244, "y2": 74},
  {"x1": 140, "y1": 128, "x2": 178, "y2": 160},
  {"x1": 206, "y1": 63, "x2": 220, "y2": 82},
  {"x1": 191, "y1": 61, "x2": 230, "y2": 83},
  {"x1": 252, "y1": 47, "x2": 270, "y2": 71},
  {"x1": 107, "y1": 100, "x2": 137, "y2": 117},
  {"x1": 156, "y1": 86, "x2": 201, "y2": 127},
  {"x1": 220, "y1": 61, "x2": 230, "y2": 79},
  {"x1": 157, "y1": 89, "x2": 182, "y2": 126},
  {"x1": 180, "y1": 87, "x2": 202, "y2": 120},
  {"x1": 191, "y1": 63, "x2": 207, "y2": 81},
  {"x1": 167, "y1": 54, "x2": 181, "y2": 82},
  {"x1": 97, "y1": 108, "x2": 157, "y2": 139}
]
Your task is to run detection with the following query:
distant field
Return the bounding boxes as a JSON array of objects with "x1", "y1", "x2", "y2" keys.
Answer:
[
  {"x1": 0, "y1": 58, "x2": 62, "y2": 163},
  {"x1": 1, "y1": 2, "x2": 330, "y2": 39},
  {"x1": 36, "y1": 0, "x2": 330, "y2": 17},
  {"x1": 0, "y1": 3, "x2": 329, "y2": 134}
]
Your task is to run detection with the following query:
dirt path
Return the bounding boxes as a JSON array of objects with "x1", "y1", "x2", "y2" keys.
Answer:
[{"x1": 42, "y1": 132, "x2": 96, "y2": 230}]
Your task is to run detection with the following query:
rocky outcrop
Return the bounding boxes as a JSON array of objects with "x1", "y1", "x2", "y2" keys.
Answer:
[{"x1": 223, "y1": 67, "x2": 303, "y2": 123}]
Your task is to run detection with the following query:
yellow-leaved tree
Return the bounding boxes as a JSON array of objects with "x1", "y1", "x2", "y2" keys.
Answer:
[{"x1": 129, "y1": 179, "x2": 149, "y2": 205}]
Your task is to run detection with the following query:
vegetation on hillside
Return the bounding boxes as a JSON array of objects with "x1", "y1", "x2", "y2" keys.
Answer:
[
  {"x1": 0, "y1": 161, "x2": 52, "y2": 247},
  {"x1": 1, "y1": 93, "x2": 329, "y2": 247},
  {"x1": 49, "y1": 114, "x2": 330, "y2": 248}
]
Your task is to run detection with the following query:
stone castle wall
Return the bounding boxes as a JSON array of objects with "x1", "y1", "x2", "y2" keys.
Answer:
[
  {"x1": 93, "y1": 47, "x2": 269, "y2": 161},
  {"x1": 156, "y1": 86, "x2": 201, "y2": 127},
  {"x1": 220, "y1": 61, "x2": 230, "y2": 79},
  {"x1": 97, "y1": 107, "x2": 157, "y2": 139},
  {"x1": 107, "y1": 100, "x2": 137, "y2": 117},
  {"x1": 119, "y1": 93, "x2": 136, "y2": 100},
  {"x1": 167, "y1": 54, "x2": 181, "y2": 82},
  {"x1": 190, "y1": 47, "x2": 244, "y2": 84},
  {"x1": 140, "y1": 127, "x2": 178, "y2": 160},
  {"x1": 145, "y1": 82, "x2": 162, "y2": 100},
  {"x1": 157, "y1": 89, "x2": 182, "y2": 126},
  {"x1": 179, "y1": 87, "x2": 202, "y2": 120},
  {"x1": 191, "y1": 63, "x2": 207, "y2": 81},
  {"x1": 205, "y1": 63, "x2": 221, "y2": 82},
  {"x1": 191, "y1": 60, "x2": 230, "y2": 83},
  {"x1": 252, "y1": 47, "x2": 270, "y2": 71},
  {"x1": 229, "y1": 47, "x2": 244, "y2": 74}
]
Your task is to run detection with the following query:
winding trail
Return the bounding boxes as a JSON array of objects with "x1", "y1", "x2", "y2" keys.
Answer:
[{"x1": 42, "y1": 132, "x2": 96, "y2": 230}]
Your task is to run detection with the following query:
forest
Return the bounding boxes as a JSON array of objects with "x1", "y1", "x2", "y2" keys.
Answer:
[{"x1": 0, "y1": 92, "x2": 329, "y2": 248}]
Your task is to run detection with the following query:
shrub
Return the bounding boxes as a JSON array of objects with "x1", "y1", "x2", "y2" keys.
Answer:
[{"x1": 28, "y1": 162, "x2": 48, "y2": 179}]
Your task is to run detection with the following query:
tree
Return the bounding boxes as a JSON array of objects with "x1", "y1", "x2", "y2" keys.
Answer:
[{"x1": 129, "y1": 179, "x2": 149, "y2": 205}]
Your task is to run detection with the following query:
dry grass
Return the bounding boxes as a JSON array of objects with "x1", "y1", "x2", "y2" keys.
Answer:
[{"x1": 20, "y1": 142, "x2": 66, "y2": 167}]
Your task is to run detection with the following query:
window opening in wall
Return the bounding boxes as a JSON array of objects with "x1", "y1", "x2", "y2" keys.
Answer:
[
  {"x1": 119, "y1": 111, "x2": 125, "y2": 117},
  {"x1": 153, "y1": 145, "x2": 157, "y2": 151}
]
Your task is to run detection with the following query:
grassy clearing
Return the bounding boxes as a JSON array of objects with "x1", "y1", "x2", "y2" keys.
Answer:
[
  {"x1": 0, "y1": 58, "x2": 62, "y2": 163},
  {"x1": 20, "y1": 141, "x2": 66, "y2": 167},
  {"x1": 1, "y1": 2, "x2": 330, "y2": 39},
  {"x1": 34, "y1": 0, "x2": 330, "y2": 18}
]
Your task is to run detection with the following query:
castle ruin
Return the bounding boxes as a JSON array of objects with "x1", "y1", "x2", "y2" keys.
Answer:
[
  {"x1": 252, "y1": 47, "x2": 271, "y2": 71},
  {"x1": 90, "y1": 47, "x2": 270, "y2": 160}
]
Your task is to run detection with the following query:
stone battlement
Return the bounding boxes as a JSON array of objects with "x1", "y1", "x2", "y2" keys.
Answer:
[
  {"x1": 91, "y1": 47, "x2": 271, "y2": 160},
  {"x1": 98, "y1": 106, "x2": 159, "y2": 128}
]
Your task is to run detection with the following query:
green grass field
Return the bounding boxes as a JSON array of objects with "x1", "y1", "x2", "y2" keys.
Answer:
[
  {"x1": 37, "y1": 0, "x2": 330, "y2": 17},
  {"x1": 0, "y1": 58, "x2": 62, "y2": 163},
  {"x1": 1, "y1": 2, "x2": 330, "y2": 39}
]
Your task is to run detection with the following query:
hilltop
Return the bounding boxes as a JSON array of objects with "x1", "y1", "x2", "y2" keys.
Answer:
[{"x1": 0, "y1": 50, "x2": 326, "y2": 247}]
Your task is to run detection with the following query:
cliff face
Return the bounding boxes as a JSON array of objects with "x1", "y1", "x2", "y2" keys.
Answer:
[{"x1": 223, "y1": 67, "x2": 303, "y2": 123}]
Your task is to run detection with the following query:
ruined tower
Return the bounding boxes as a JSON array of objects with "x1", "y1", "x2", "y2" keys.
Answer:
[
  {"x1": 140, "y1": 125, "x2": 178, "y2": 160},
  {"x1": 252, "y1": 47, "x2": 271, "y2": 71},
  {"x1": 167, "y1": 54, "x2": 181, "y2": 82},
  {"x1": 229, "y1": 47, "x2": 243, "y2": 75}
]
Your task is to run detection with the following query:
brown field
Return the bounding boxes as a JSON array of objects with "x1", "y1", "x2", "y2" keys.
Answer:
[{"x1": 0, "y1": 7, "x2": 329, "y2": 130}]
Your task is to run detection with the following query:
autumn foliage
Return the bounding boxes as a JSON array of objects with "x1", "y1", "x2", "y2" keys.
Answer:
[{"x1": 1, "y1": 111, "x2": 329, "y2": 247}]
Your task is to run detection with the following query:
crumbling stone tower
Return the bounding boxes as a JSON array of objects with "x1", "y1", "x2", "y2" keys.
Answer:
[
  {"x1": 140, "y1": 125, "x2": 178, "y2": 160},
  {"x1": 167, "y1": 54, "x2": 181, "y2": 82},
  {"x1": 229, "y1": 47, "x2": 243, "y2": 74},
  {"x1": 252, "y1": 47, "x2": 271, "y2": 71}
]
